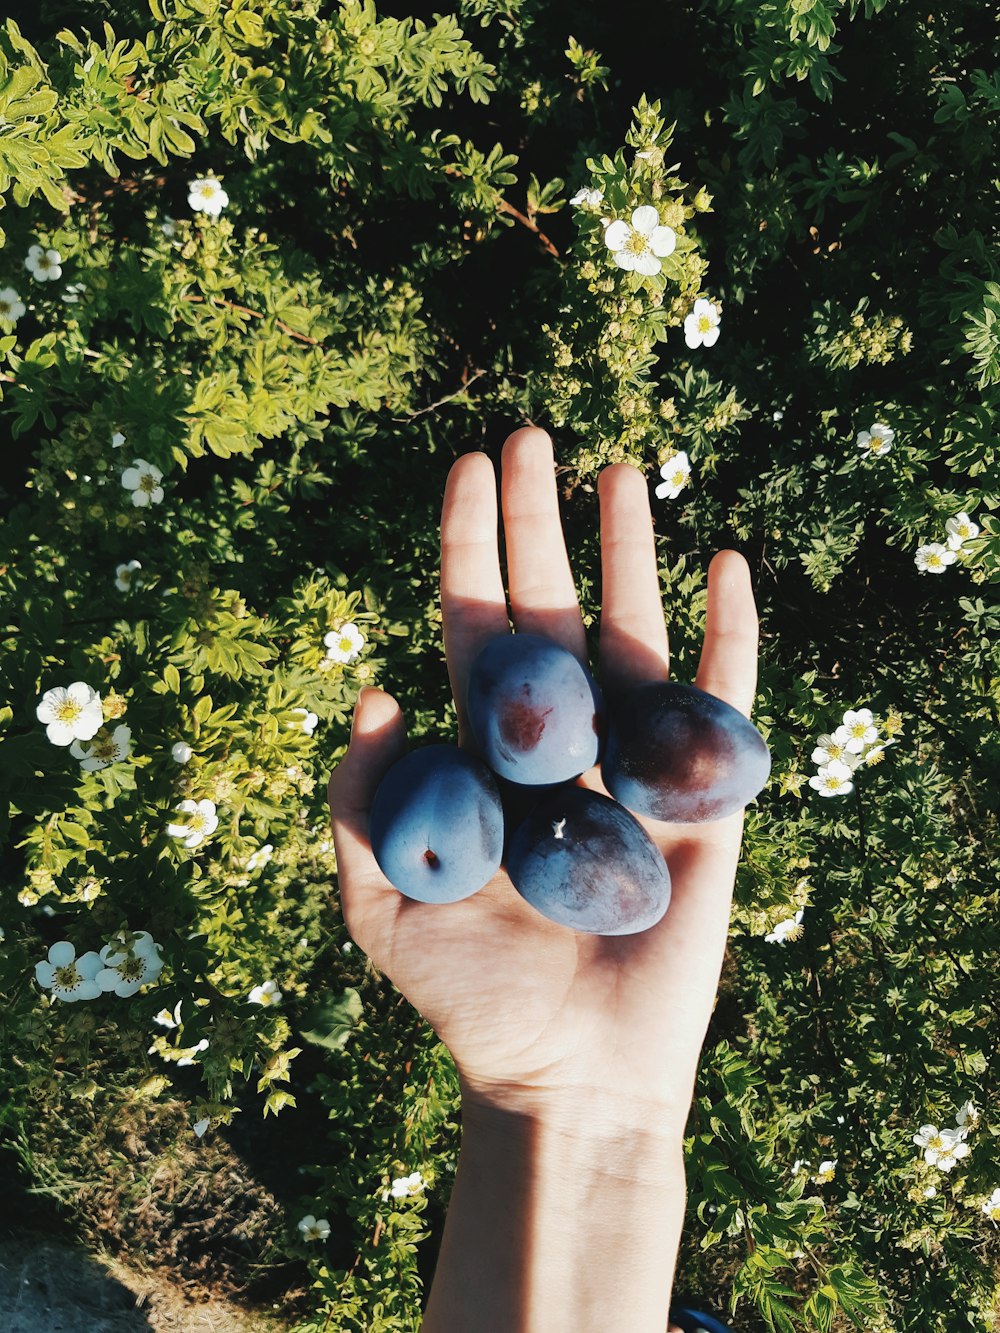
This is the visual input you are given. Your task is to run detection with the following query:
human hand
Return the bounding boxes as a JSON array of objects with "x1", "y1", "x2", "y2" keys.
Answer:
[{"x1": 326, "y1": 427, "x2": 759, "y2": 1137}]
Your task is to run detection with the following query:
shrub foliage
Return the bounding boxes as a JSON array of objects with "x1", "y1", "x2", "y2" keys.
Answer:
[{"x1": 0, "y1": 1, "x2": 997, "y2": 1330}]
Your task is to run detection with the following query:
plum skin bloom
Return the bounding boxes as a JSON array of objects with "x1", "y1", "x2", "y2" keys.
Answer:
[{"x1": 603, "y1": 205, "x2": 677, "y2": 276}]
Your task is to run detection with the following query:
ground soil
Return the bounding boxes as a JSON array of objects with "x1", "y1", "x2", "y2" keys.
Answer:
[{"x1": 0, "y1": 1232, "x2": 294, "y2": 1332}]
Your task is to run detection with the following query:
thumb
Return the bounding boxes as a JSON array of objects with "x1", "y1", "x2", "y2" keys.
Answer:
[{"x1": 327, "y1": 686, "x2": 408, "y2": 893}]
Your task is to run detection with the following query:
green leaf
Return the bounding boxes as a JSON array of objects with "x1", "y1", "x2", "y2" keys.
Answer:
[{"x1": 299, "y1": 987, "x2": 364, "y2": 1052}]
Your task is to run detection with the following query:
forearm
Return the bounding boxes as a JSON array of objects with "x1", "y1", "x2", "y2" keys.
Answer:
[{"x1": 422, "y1": 1091, "x2": 686, "y2": 1333}]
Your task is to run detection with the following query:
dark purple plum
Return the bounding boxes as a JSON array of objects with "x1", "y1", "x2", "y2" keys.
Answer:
[
  {"x1": 506, "y1": 786, "x2": 671, "y2": 936},
  {"x1": 602, "y1": 682, "x2": 770, "y2": 823},
  {"x1": 369, "y1": 745, "x2": 504, "y2": 903},
  {"x1": 466, "y1": 633, "x2": 603, "y2": 786}
]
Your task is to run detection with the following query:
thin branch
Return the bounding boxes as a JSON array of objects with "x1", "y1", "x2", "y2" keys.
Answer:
[
  {"x1": 391, "y1": 368, "x2": 487, "y2": 421},
  {"x1": 181, "y1": 293, "x2": 322, "y2": 345},
  {"x1": 495, "y1": 197, "x2": 561, "y2": 257}
]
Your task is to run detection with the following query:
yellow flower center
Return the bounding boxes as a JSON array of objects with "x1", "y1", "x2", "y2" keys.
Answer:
[
  {"x1": 926, "y1": 553, "x2": 943, "y2": 569},
  {"x1": 56, "y1": 698, "x2": 84, "y2": 722},
  {"x1": 139, "y1": 474, "x2": 157, "y2": 492},
  {"x1": 698, "y1": 314, "x2": 714, "y2": 333},
  {"x1": 989, "y1": 1205, "x2": 1000, "y2": 1222},
  {"x1": 189, "y1": 813, "x2": 208, "y2": 832},
  {"x1": 53, "y1": 963, "x2": 82, "y2": 990},
  {"x1": 850, "y1": 722, "x2": 868, "y2": 738},
  {"x1": 117, "y1": 956, "x2": 146, "y2": 981},
  {"x1": 625, "y1": 230, "x2": 650, "y2": 255},
  {"x1": 199, "y1": 183, "x2": 216, "y2": 198},
  {"x1": 338, "y1": 635, "x2": 354, "y2": 652},
  {"x1": 927, "y1": 1133, "x2": 944, "y2": 1151}
]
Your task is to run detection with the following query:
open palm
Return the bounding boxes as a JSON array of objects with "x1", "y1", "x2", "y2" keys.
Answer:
[{"x1": 327, "y1": 427, "x2": 759, "y2": 1132}]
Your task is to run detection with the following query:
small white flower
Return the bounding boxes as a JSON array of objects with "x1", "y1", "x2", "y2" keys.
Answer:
[
  {"x1": 936, "y1": 1134, "x2": 971, "y2": 1172},
  {"x1": 287, "y1": 707, "x2": 319, "y2": 735},
  {"x1": 570, "y1": 186, "x2": 604, "y2": 207},
  {"x1": 70, "y1": 723, "x2": 132, "y2": 771},
  {"x1": 654, "y1": 450, "x2": 691, "y2": 500},
  {"x1": 808, "y1": 760, "x2": 854, "y2": 797},
  {"x1": 193, "y1": 1118, "x2": 210, "y2": 1138},
  {"x1": 841, "y1": 708, "x2": 879, "y2": 754},
  {"x1": 683, "y1": 297, "x2": 721, "y2": 349},
  {"x1": 174, "y1": 1037, "x2": 209, "y2": 1066},
  {"x1": 248, "y1": 979, "x2": 282, "y2": 1006},
  {"x1": 956, "y1": 1101, "x2": 980, "y2": 1130},
  {"x1": 36, "y1": 682, "x2": 104, "y2": 747},
  {"x1": 915, "y1": 542, "x2": 957, "y2": 574},
  {"x1": 171, "y1": 740, "x2": 193, "y2": 763},
  {"x1": 154, "y1": 1000, "x2": 183, "y2": 1029},
  {"x1": 115, "y1": 559, "x2": 142, "y2": 592},
  {"x1": 25, "y1": 244, "x2": 63, "y2": 281},
  {"x1": 111, "y1": 431, "x2": 127, "y2": 450},
  {"x1": 772, "y1": 409, "x2": 784, "y2": 422},
  {"x1": 160, "y1": 217, "x2": 178, "y2": 239},
  {"x1": 856, "y1": 423, "x2": 894, "y2": 457},
  {"x1": 325, "y1": 623, "x2": 365, "y2": 664},
  {"x1": 913, "y1": 1123, "x2": 968, "y2": 1168},
  {"x1": 603, "y1": 205, "x2": 677, "y2": 276},
  {"x1": 946, "y1": 512, "x2": 979, "y2": 550},
  {"x1": 167, "y1": 798, "x2": 218, "y2": 849},
  {"x1": 34, "y1": 940, "x2": 105, "y2": 1002},
  {"x1": 188, "y1": 177, "x2": 229, "y2": 217},
  {"x1": 342, "y1": 941, "x2": 354, "y2": 954},
  {"x1": 764, "y1": 909, "x2": 804, "y2": 944},
  {"x1": 121, "y1": 458, "x2": 164, "y2": 507},
  {"x1": 924, "y1": 1185, "x2": 937, "y2": 1199},
  {"x1": 792, "y1": 1159, "x2": 809, "y2": 1174},
  {"x1": 389, "y1": 1170, "x2": 426, "y2": 1199},
  {"x1": 812, "y1": 1159, "x2": 837, "y2": 1184},
  {"x1": 0, "y1": 286, "x2": 26, "y2": 324},
  {"x1": 96, "y1": 930, "x2": 164, "y2": 998},
  {"x1": 246, "y1": 843, "x2": 274, "y2": 872},
  {"x1": 298, "y1": 1214, "x2": 331, "y2": 1241},
  {"x1": 981, "y1": 1188, "x2": 1000, "y2": 1222},
  {"x1": 913, "y1": 1123, "x2": 947, "y2": 1163},
  {"x1": 61, "y1": 282, "x2": 85, "y2": 304},
  {"x1": 811, "y1": 732, "x2": 856, "y2": 767}
]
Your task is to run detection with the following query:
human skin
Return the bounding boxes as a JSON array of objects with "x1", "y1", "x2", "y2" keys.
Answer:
[{"x1": 327, "y1": 426, "x2": 759, "y2": 1331}]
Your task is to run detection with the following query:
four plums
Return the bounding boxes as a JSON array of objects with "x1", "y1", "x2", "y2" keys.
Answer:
[{"x1": 366, "y1": 633, "x2": 771, "y2": 935}]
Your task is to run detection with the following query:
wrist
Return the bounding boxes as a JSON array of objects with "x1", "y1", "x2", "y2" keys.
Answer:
[
  {"x1": 424, "y1": 1079, "x2": 687, "y2": 1332},
  {"x1": 458, "y1": 1072, "x2": 690, "y2": 1153}
]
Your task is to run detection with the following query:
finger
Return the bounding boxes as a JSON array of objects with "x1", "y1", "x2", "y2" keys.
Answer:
[
  {"x1": 500, "y1": 426, "x2": 588, "y2": 661},
  {"x1": 327, "y1": 686, "x2": 408, "y2": 939},
  {"x1": 597, "y1": 462, "x2": 670, "y2": 694},
  {"x1": 694, "y1": 550, "x2": 759, "y2": 717},
  {"x1": 440, "y1": 451, "x2": 510, "y2": 747}
]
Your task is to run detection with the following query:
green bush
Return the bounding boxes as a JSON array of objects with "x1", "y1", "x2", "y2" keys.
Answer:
[{"x1": 0, "y1": 1, "x2": 997, "y2": 1330}]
